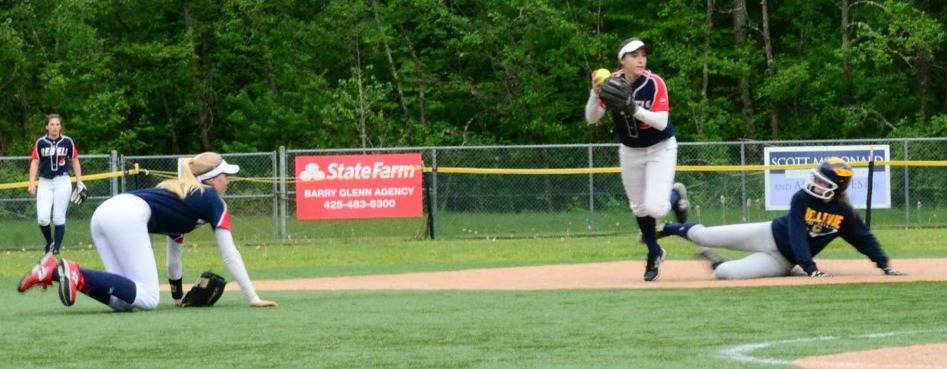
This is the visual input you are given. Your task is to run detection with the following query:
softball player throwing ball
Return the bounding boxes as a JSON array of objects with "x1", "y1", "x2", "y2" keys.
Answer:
[
  {"x1": 585, "y1": 38, "x2": 687, "y2": 281},
  {"x1": 17, "y1": 152, "x2": 277, "y2": 310},
  {"x1": 659, "y1": 158, "x2": 904, "y2": 279},
  {"x1": 27, "y1": 113, "x2": 84, "y2": 255}
]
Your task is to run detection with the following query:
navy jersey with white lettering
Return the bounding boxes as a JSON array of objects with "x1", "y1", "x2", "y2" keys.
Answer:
[
  {"x1": 601, "y1": 70, "x2": 674, "y2": 148},
  {"x1": 129, "y1": 187, "x2": 232, "y2": 237},
  {"x1": 31, "y1": 136, "x2": 79, "y2": 179},
  {"x1": 771, "y1": 190, "x2": 889, "y2": 274}
]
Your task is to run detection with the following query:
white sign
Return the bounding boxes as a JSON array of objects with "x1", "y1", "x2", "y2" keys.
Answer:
[{"x1": 763, "y1": 145, "x2": 890, "y2": 210}]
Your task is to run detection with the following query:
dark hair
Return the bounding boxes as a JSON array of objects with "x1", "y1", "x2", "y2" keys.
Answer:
[
  {"x1": 618, "y1": 37, "x2": 651, "y2": 59},
  {"x1": 45, "y1": 113, "x2": 62, "y2": 125},
  {"x1": 44, "y1": 113, "x2": 63, "y2": 134}
]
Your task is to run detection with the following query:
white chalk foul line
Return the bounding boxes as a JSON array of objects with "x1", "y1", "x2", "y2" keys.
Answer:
[
  {"x1": 719, "y1": 328, "x2": 947, "y2": 366},
  {"x1": 719, "y1": 336, "x2": 837, "y2": 365}
]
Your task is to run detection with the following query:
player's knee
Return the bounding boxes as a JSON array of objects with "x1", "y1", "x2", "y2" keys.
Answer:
[
  {"x1": 134, "y1": 292, "x2": 160, "y2": 311},
  {"x1": 641, "y1": 201, "x2": 671, "y2": 219},
  {"x1": 52, "y1": 216, "x2": 66, "y2": 225},
  {"x1": 37, "y1": 218, "x2": 51, "y2": 226},
  {"x1": 686, "y1": 225, "x2": 706, "y2": 243},
  {"x1": 713, "y1": 263, "x2": 742, "y2": 280}
]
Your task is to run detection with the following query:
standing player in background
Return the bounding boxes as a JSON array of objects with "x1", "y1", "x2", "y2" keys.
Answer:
[
  {"x1": 27, "y1": 113, "x2": 84, "y2": 255},
  {"x1": 585, "y1": 38, "x2": 688, "y2": 281},
  {"x1": 17, "y1": 152, "x2": 277, "y2": 310},
  {"x1": 659, "y1": 158, "x2": 904, "y2": 279}
]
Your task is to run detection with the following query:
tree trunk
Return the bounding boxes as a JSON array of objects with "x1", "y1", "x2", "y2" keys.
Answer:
[
  {"x1": 371, "y1": 0, "x2": 411, "y2": 141},
  {"x1": 761, "y1": 0, "x2": 779, "y2": 138},
  {"x1": 732, "y1": 0, "x2": 754, "y2": 136},
  {"x1": 400, "y1": 29, "x2": 429, "y2": 141},
  {"x1": 841, "y1": 0, "x2": 853, "y2": 105},
  {"x1": 916, "y1": 0, "x2": 931, "y2": 123},
  {"x1": 699, "y1": 0, "x2": 714, "y2": 136},
  {"x1": 184, "y1": 4, "x2": 215, "y2": 151},
  {"x1": 354, "y1": 36, "x2": 368, "y2": 149},
  {"x1": 161, "y1": 93, "x2": 179, "y2": 153}
]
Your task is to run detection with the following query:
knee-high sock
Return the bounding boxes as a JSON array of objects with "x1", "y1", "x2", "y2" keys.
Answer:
[
  {"x1": 53, "y1": 225, "x2": 65, "y2": 253},
  {"x1": 662, "y1": 222, "x2": 698, "y2": 239},
  {"x1": 53, "y1": 267, "x2": 137, "y2": 306},
  {"x1": 670, "y1": 188, "x2": 681, "y2": 209},
  {"x1": 636, "y1": 216, "x2": 662, "y2": 258},
  {"x1": 40, "y1": 225, "x2": 52, "y2": 252}
]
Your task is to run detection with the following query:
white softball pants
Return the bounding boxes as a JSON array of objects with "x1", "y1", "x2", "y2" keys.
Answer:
[
  {"x1": 619, "y1": 137, "x2": 678, "y2": 218},
  {"x1": 89, "y1": 194, "x2": 160, "y2": 310},
  {"x1": 686, "y1": 221, "x2": 795, "y2": 279},
  {"x1": 36, "y1": 175, "x2": 71, "y2": 226}
]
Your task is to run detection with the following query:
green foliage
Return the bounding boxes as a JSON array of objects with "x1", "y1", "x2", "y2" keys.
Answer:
[{"x1": 2, "y1": 1, "x2": 947, "y2": 155}]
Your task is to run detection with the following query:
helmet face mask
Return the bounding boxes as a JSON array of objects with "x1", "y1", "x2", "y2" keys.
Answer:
[
  {"x1": 803, "y1": 158, "x2": 853, "y2": 201},
  {"x1": 804, "y1": 170, "x2": 839, "y2": 200}
]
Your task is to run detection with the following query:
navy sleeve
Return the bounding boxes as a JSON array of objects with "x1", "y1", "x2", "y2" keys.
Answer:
[
  {"x1": 200, "y1": 189, "x2": 231, "y2": 231},
  {"x1": 839, "y1": 209, "x2": 889, "y2": 269},
  {"x1": 787, "y1": 195, "x2": 818, "y2": 274}
]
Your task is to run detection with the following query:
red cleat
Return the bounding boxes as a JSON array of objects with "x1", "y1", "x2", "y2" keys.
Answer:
[
  {"x1": 17, "y1": 252, "x2": 58, "y2": 293},
  {"x1": 57, "y1": 259, "x2": 84, "y2": 307}
]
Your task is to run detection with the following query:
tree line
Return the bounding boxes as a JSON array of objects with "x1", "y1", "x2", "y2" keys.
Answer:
[{"x1": 1, "y1": 0, "x2": 944, "y2": 156}]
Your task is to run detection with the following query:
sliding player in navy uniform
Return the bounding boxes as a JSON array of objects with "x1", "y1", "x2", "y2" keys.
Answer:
[
  {"x1": 585, "y1": 38, "x2": 688, "y2": 281},
  {"x1": 659, "y1": 158, "x2": 903, "y2": 279},
  {"x1": 27, "y1": 114, "x2": 84, "y2": 255}
]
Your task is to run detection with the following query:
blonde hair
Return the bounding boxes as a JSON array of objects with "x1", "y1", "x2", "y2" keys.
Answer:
[{"x1": 157, "y1": 152, "x2": 225, "y2": 199}]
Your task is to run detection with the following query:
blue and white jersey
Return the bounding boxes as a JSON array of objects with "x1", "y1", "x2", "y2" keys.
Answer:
[
  {"x1": 771, "y1": 190, "x2": 889, "y2": 274},
  {"x1": 129, "y1": 187, "x2": 232, "y2": 237},
  {"x1": 31, "y1": 135, "x2": 79, "y2": 179}
]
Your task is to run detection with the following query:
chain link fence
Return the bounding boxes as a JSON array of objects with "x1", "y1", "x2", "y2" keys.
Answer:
[
  {"x1": 1, "y1": 138, "x2": 946, "y2": 250},
  {"x1": 0, "y1": 154, "x2": 114, "y2": 251},
  {"x1": 121, "y1": 152, "x2": 279, "y2": 246}
]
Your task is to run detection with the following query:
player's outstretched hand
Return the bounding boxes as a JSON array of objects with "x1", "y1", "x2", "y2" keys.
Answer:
[
  {"x1": 252, "y1": 299, "x2": 278, "y2": 308},
  {"x1": 882, "y1": 267, "x2": 904, "y2": 276}
]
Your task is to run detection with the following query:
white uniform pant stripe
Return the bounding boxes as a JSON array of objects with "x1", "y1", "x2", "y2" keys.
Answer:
[
  {"x1": 619, "y1": 137, "x2": 678, "y2": 218},
  {"x1": 686, "y1": 221, "x2": 794, "y2": 280},
  {"x1": 36, "y1": 175, "x2": 71, "y2": 226},
  {"x1": 90, "y1": 194, "x2": 160, "y2": 310}
]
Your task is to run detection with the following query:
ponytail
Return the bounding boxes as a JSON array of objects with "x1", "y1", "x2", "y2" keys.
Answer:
[{"x1": 157, "y1": 158, "x2": 205, "y2": 199}]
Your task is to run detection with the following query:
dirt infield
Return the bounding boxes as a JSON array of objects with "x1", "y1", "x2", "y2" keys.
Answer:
[
  {"x1": 796, "y1": 342, "x2": 947, "y2": 369},
  {"x1": 233, "y1": 258, "x2": 947, "y2": 291}
]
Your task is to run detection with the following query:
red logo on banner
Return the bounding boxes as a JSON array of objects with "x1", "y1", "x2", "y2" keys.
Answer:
[{"x1": 295, "y1": 154, "x2": 424, "y2": 220}]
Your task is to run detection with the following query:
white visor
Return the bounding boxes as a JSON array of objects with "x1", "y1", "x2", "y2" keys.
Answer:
[
  {"x1": 617, "y1": 40, "x2": 646, "y2": 60},
  {"x1": 196, "y1": 159, "x2": 240, "y2": 182}
]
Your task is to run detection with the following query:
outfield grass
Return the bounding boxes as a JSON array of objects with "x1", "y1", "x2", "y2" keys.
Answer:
[
  {"x1": 5, "y1": 206, "x2": 947, "y2": 251},
  {"x1": 1, "y1": 228, "x2": 946, "y2": 281}
]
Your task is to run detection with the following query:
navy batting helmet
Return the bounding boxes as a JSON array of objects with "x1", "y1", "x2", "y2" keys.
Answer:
[{"x1": 804, "y1": 157, "x2": 853, "y2": 200}]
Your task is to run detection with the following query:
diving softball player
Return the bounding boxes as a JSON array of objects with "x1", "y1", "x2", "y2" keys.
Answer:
[
  {"x1": 17, "y1": 152, "x2": 278, "y2": 310},
  {"x1": 27, "y1": 114, "x2": 83, "y2": 255},
  {"x1": 659, "y1": 158, "x2": 904, "y2": 279},
  {"x1": 585, "y1": 38, "x2": 686, "y2": 281}
]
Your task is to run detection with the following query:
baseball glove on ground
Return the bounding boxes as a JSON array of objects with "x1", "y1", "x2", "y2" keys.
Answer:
[
  {"x1": 182, "y1": 271, "x2": 227, "y2": 307},
  {"x1": 598, "y1": 76, "x2": 637, "y2": 116}
]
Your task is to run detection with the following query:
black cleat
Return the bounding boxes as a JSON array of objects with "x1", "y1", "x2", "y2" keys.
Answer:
[
  {"x1": 655, "y1": 223, "x2": 671, "y2": 239},
  {"x1": 644, "y1": 248, "x2": 667, "y2": 282},
  {"x1": 695, "y1": 247, "x2": 730, "y2": 270}
]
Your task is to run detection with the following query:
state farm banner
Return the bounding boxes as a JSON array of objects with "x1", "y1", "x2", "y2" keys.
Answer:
[{"x1": 295, "y1": 153, "x2": 424, "y2": 220}]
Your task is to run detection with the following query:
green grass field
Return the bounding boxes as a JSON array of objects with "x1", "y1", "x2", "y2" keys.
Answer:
[{"x1": 1, "y1": 231, "x2": 945, "y2": 368}]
